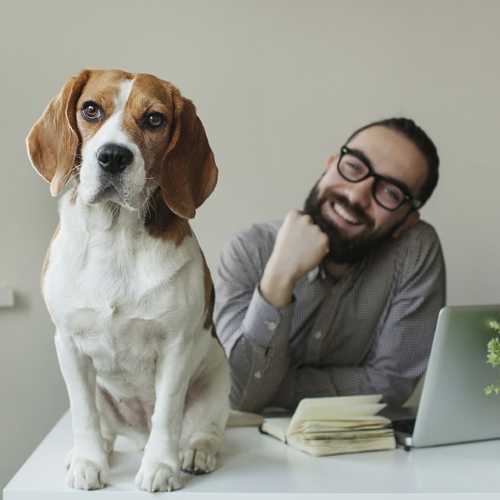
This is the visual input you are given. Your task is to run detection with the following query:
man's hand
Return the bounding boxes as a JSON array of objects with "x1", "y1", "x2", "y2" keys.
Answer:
[{"x1": 259, "y1": 210, "x2": 329, "y2": 308}]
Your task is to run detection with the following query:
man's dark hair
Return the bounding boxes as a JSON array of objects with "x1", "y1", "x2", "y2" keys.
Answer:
[{"x1": 345, "y1": 118, "x2": 439, "y2": 207}]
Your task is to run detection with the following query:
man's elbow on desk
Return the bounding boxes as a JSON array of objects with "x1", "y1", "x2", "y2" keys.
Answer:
[{"x1": 227, "y1": 369, "x2": 289, "y2": 414}]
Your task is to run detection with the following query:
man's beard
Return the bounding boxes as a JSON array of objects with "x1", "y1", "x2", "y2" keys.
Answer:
[{"x1": 303, "y1": 183, "x2": 402, "y2": 265}]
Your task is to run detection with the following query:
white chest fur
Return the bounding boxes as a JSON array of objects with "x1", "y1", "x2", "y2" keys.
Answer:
[{"x1": 44, "y1": 193, "x2": 206, "y2": 384}]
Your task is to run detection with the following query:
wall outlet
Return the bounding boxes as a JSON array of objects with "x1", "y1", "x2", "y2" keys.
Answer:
[{"x1": 0, "y1": 288, "x2": 15, "y2": 307}]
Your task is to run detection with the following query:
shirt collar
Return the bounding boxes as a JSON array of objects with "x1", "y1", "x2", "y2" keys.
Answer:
[
  {"x1": 307, "y1": 267, "x2": 321, "y2": 283},
  {"x1": 307, "y1": 264, "x2": 334, "y2": 284},
  {"x1": 308, "y1": 260, "x2": 366, "y2": 286}
]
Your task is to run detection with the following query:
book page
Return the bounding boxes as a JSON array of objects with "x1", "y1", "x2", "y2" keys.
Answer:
[
  {"x1": 288, "y1": 395, "x2": 385, "y2": 435},
  {"x1": 287, "y1": 432, "x2": 396, "y2": 457},
  {"x1": 298, "y1": 417, "x2": 391, "y2": 434},
  {"x1": 297, "y1": 395, "x2": 382, "y2": 411},
  {"x1": 259, "y1": 417, "x2": 291, "y2": 443}
]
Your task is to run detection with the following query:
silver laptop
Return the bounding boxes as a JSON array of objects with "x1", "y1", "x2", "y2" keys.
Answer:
[{"x1": 393, "y1": 305, "x2": 500, "y2": 449}]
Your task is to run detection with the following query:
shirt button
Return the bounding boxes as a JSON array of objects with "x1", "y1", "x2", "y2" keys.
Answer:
[
  {"x1": 314, "y1": 330, "x2": 323, "y2": 340},
  {"x1": 266, "y1": 321, "x2": 277, "y2": 331},
  {"x1": 254, "y1": 371, "x2": 262, "y2": 379}
]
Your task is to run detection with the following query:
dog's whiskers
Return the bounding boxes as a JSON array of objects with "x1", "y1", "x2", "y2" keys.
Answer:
[{"x1": 145, "y1": 191, "x2": 158, "y2": 221}]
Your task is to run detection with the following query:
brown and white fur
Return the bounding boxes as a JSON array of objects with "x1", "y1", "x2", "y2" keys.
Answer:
[{"x1": 26, "y1": 69, "x2": 230, "y2": 492}]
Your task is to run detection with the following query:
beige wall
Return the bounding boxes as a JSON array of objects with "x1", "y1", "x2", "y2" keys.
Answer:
[{"x1": 1, "y1": 0, "x2": 499, "y2": 492}]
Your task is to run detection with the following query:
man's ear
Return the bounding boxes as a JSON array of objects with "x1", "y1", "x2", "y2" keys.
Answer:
[
  {"x1": 393, "y1": 210, "x2": 420, "y2": 238},
  {"x1": 326, "y1": 154, "x2": 339, "y2": 171}
]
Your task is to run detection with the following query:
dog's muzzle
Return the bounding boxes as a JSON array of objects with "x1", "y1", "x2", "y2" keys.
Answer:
[{"x1": 82, "y1": 143, "x2": 140, "y2": 207}]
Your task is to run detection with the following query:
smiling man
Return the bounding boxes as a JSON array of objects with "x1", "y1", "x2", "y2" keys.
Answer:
[{"x1": 215, "y1": 118, "x2": 446, "y2": 413}]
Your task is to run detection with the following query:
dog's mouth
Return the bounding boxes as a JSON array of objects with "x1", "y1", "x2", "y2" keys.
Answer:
[{"x1": 83, "y1": 175, "x2": 140, "y2": 210}]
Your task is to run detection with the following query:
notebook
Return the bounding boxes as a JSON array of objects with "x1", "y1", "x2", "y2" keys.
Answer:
[{"x1": 392, "y1": 304, "x2": 500, "y2": 449}]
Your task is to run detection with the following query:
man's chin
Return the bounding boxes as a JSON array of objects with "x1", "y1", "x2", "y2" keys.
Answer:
[
  {"x1": 333, "y1": 223, "x2": 369, "y2": 242},
  {"x1": 328, "y1": 223, "x2": 398, "y2": 264}
]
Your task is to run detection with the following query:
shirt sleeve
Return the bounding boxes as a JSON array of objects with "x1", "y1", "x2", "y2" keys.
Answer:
[
  {"x1": 270, "y1": 223, "x2": 447, "y2": 410},
  {"x1": 214, "y1": 224, "x2": 296, "y2": 412}
]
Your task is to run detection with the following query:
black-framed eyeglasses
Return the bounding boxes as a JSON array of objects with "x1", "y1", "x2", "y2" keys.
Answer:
[{"x1": 337, "y1": 146, "x2": 422, "y2": 211}]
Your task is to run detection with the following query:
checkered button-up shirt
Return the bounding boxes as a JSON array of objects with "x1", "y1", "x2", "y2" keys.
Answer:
[{"x1": 215, "y1": 220, "x2": 446, "y2": 412}]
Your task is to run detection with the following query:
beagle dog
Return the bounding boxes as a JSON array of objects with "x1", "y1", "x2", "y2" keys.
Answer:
[{"x1": 26, "y1": 69, "x2": 230, "y2": 492}]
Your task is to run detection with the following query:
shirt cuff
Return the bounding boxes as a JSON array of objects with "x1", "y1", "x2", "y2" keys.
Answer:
[{"x1": 241, "y1": 285, "x2": 295, "y2": 349}]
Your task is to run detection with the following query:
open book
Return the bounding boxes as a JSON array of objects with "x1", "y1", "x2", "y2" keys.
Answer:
[{"x1": 259, "y1": 395, "x2": 396, "y2": 456}]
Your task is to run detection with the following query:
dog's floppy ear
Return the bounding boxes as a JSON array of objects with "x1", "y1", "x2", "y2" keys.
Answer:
[
  {"x1": 26, "y1": 71, "x2": 89, "y2": 196},
  {"x1": 160, "y1": 87, "x2": 218, "y2": 219}
]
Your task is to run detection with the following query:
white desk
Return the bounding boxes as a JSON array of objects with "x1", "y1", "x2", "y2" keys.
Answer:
[{"x1": 4, "y1": 410, "x2": 500, "y2": 499}]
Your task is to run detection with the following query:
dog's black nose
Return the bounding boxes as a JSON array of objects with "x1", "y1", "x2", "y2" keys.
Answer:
[{"x1": 97, "y1": 144, "x2": 133, "y2": 174}]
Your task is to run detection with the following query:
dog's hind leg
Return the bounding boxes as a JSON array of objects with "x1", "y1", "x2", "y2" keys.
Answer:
[
  {"x1": 99, "y1": 416, "x2": 117, "y2": 457},
  {"x1": 179, "y1": 351, "x2": 230, "y2": 475}
]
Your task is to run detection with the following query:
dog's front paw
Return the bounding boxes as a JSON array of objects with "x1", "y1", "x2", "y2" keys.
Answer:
[
  {"x1": 66, "y1": 458, "x2": 109, "y2": 490},
  {"x1": 180, "y1": 444, "x2": 217, "y2": 475},
  {"x1": 135, "y1": 462, "x2": 182, "y2": 492}
]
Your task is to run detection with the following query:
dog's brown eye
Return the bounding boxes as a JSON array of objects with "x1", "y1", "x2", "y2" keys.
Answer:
[
  {"x1": 82, "y1": 101, "x2": 102, "y2": 121},
  {"x1": 146, "y1": 112, "x2": 166, "y2": 130}
]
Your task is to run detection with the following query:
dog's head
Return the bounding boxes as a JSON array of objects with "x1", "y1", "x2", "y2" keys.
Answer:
[{"x1": 26, "y1": 69, "x2": 218, "y2": 219}]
